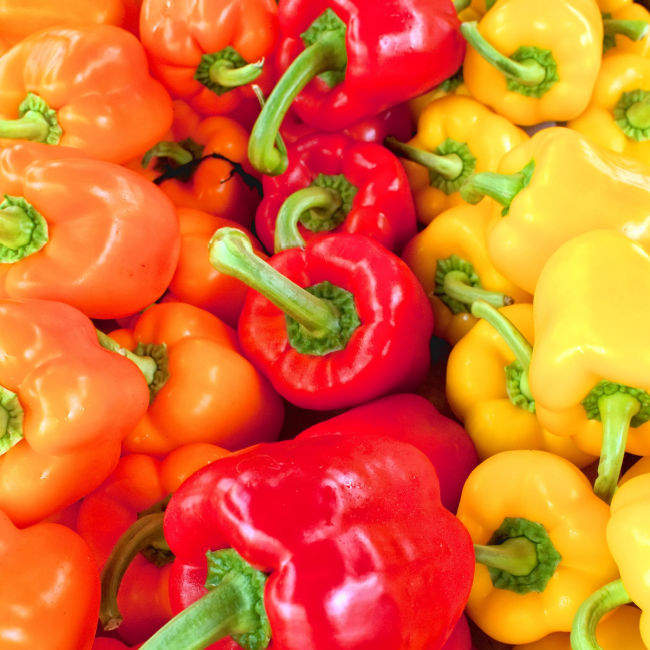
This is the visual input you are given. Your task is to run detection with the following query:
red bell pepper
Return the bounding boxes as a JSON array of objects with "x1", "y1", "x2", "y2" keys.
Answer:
[
  {"x1": 208, "y1": 227, "x2": 433, "y2": 410},
  {"x1": 442, "y1": 615, "x2": 474, "y2": 650},
  {"x1": 254, "y1": 132, "x2": 418, "y2": 254},
  {"x1": 139, "y1": 431, "x2": 475, "y2": 649},
  {"x1": 248, "y1": 0, "x2": 466, "y2": 174},
  {"x1": 300, "y1": 393, "x2": 478, "y2": 513}
]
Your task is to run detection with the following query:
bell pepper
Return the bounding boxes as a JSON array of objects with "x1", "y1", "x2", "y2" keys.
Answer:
[
  {"x1": 248, "y1": 0, "x2": 465, "y2": 175},
  {"x1": 93, "y1": 640, "x2": 133, "y2": 650},
  {"x1": 167, "y1": 208, "x2": 268, "y2": 329},
  {"x1": 570, "y1": 472, "x2": 650, "y2": 649},
  {"x1": 456, "y1": 449, "x2": 618, "y2": 646},
  {"x1": 0, "y1": 298, "x2": 150, "y2": 526},
  {"x1": 567, "y1": 53, "x2": 650, "y2": 165},
  {"x1": 0, "y1": 25, "x2": 173, "y2": 164},
  {"x1": 77, "y1": 444, "x2": 232, "y2": 645},
  {"x1": 445, "y1": 301, "x2": 596, "y2": 467},
  {"x1": 0, "y1": 509, "x2": 101, "y2": 650},
  {"x1": 529, "y1": 229, "x2": 650, "y2": 504},
  {"x1": 107, "y1": 301, "x2": 285, "y2": 456},
  {"x1": 0, "y1": 141, "x2": 180, "y2": 319},
  {"x1": 208, "y1": 226, "x2": 433, "y2": 411},
  {"x1": 300, "y1": 392, "x2": 478, "y2": 513},
  {"x1": 442, "y1": 614, "x2": 475, "y2": 650},
  {"x1": 408, "y1": 69, "x2": 472, "y2": 125},
  {"x1": 460, "y1": 126, "x2": 650, "y2": 295},
  {"x1": 139, "y1": 0, "x2": 278, "y2": 117},
  {"x1": 139, "y1": 431, "x2": 475, "y2": 649},
  {"x1": 385, "y1": 94, "x2": 528, "y2": 225},
  {"x1": 401, "y1": 201, "x2": 532, "y2": 344},
  {"x1": 460, "y1": 0, "x2": 603, "y2": 126},
  {"x1": 602, "y1": 2, "x2": 650, "y2": 56},
  {"x1": 255, "y1": 131, "x2": 417, "y2": 255},
  {"x1": 140, "y1": 111, "x2": 262, "y2": 228}
]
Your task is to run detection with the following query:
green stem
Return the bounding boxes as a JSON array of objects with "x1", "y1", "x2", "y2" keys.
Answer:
[
  {"x1": 443, "y1": 270, "x2": 513, "y2": 310},
  {"x1": 454, "y1": 0, "x2": 471, "y2": 11},
  {"x1": 460, "y1": 22, "x2": 546, "y2": 87},
  {"x1": 473, "y1": 537, "x2": 539, "y2": 577},
  {"x1": 470, "y1": 300, "x2": 533, "y2": 401},
  {"x1": 570, "y1": 579, "x2": 632, "y2": 650},
  {"x1": 100, "y1": 513, "x2": 170, "y2": 631},
  {"x1": 209, "y1": 227, "x2": 341, "y2": 339},
  {"x1": 0, "y1": 204, "x2": 36, "y2": 249},
  {"x1": 593, "y1": 392, "x2": 640, "y2": 504},
  {"x1": 384, "y1": 136, "x2": 464, "y2": 181},
  {"x1": 96, "y1": 330, "x2": 157, "y2": 386},
  {"x1": 142, "y1": 141, "x2": 195, "y2": 169},
  {"x1": 0, "y1": 385, "x2": 24, "y2": 455},
  {"x1": 209, "y1": 58, "x2": 264, "y2": 88},
  {"x1": 274, "y1": 186, "x2": 342, "y2": 253},
  {"x1": 603, "y1": 18, "x2": 649, "y2": 42},
  {"x1": 0, "y1": 93, "x2": 61, "y2": 144}
]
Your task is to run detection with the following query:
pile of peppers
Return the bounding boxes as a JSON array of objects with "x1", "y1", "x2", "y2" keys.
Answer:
[{"x1": 3, "y1": 0, "x2": 650, "y2": 649}]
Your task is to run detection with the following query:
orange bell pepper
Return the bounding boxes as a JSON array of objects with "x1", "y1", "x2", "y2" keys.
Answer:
[
  {"x1": 0, "y1": 298, "x2": 150, "y2": 526},
  {"x1": 0, "y1": 509, "x2": 101, "y2": 650},
  {"x1": 108, "y1": 301, "x2": 285, "y2": 456},
  {"x1": 0, "y1": 141, "x2": 180, "y2": 319},
  {"x1": 77, "y1": 444, "x2": 231, "y2": 645},
  {"x1": 0, "y1": 25, "x2": 173, "y2": 163}
]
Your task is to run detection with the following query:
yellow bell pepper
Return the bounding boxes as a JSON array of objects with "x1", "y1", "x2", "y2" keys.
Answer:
[
  {"x1": 457, "y1": 449, "x2": 618, "y2": 646},
  {"x1": 568, "y1": 53, "x2": 650, "y2": 165},
  {"x1": 386, "y1": 94, "x2": 528, "y2": 225},
  {"x1": 460, "y1": 126, "x2": 650, "y2": 295},
  {"x1": 407, "y1": 71, "x2": 471, "y2": 125},
  {"x1": 529, "y1": 229, "x2": 650, "y2": 504},
  {"x1": 445, "y1": 301, "x2": 595, "y2": 465},
  {"x1": 602, "y1": 2, "x2": 650, "y2": 57},
  {"x1": 619, "y1": 455, "x2": 650, "y2": 484},
  {"x1": 460, "y1": 0, "x2": 603, "y2": 126},
  {"x1": 400, "y1": 202, "x2": 532, "y2": 344},
  {"x1": 514, "y1": 604, "x2": 644, "y2": 650},
  {"x1": 570, "y1": 472, "x2": 650, "y2": 649}
]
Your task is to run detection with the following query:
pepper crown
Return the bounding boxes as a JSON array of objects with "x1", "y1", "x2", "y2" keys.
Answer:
[
  {"x1": 0, "y1": 93, "x2": 62, "y2": 144},
  {"x1": 0, "y1": 386, "x2": 24, "y2": 455},
  {"x1": 195, "y1": 46, "x2": 264, "y2": 95},
  {"x1": 0, "y1": 195, "x2": 49, "y2": 263},
  {"x1": 614, "y1": 89, "x2": 650, "y2": 142}
]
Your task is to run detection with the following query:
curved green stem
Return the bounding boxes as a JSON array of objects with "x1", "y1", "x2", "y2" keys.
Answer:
[
  {"x1": 474, "y1": 537, "x2": 538, "y2": 577},
  {"x1": 100, "y1": 513, "x2": 170, "y2": 631},
  {"x1": 209, "y1": 58, "x2": 264, "y2": 88},
  {"x1": 274, "y1": 186, "x2": 342, "y2": 253},
  {"x1": 384, "y1": 136, "x2": 464, "y2": 181},
  {"x1": 96, "y1": 330, "x2": 158, "y2": 386},
  {"x1": 142, "y1": 141, "x2": 196, "y2": 168},
  {"x1": 443, "y1": 270, "x2": 513, "y2": 310},
  {"x1": 570, "y1": 579, "x2": 632, "y2": 650},
  {"x1": 0, "y1": 93, "x2": 61, "y2": 144},
  {"x1": 603, "y1": 18, "x2": 649, "y2": 42}
]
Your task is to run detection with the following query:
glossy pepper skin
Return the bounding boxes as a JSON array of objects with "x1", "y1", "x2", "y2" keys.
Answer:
[
  {"x1": 0, "y1": 298, "x2": 150, "y2": 526},
  {"x1": 401, "y1": 202, "x2": 532, "y2": 344},
  {"x1": 0, "y1": 25, "x2": 173, "y2": 164},
  {"x1": 255, "y1": 132, "x2": 418, "y2": 255},
  {"x1": 300, "y1": 392, "x2": 478, "y2": 513},
  {"x1": 445, "y1": 303, "x2": 595, "y2": 468},
  {"x1": 461, "y1": 127, "x2": 650, "y2": 295},
  {"x1": 160, "y1": 432, "x2": 475, "y2": 649},
  {"x1": 457, "y1": 449, "x2": 618, "y2": 645},
  {"x1": 210, "y1": 229, "x2": 434, "y2": 411},
  {"x1": 568, "y1": 53, "x2": 650, "y2": 165},
  {"x1": 0, "y1": 510, "x2": 101, "y2": 650},
  {"x1": 77, "y1": 444, "x2": 231, "y2": 645},
  {"x1": 107, "y1": 302, "x2": 285, "y2": 456},
  {"x1": 461, "y1": 0, "x2": 603, "y2": 126},
  {"x1": 139, "y1": 0, "x2": 278, "y2": 117},
  {"x1": 0, "y1": 142, "x2": 180, "y2": 319}
]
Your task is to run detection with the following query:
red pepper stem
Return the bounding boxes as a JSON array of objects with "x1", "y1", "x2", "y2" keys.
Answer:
[
  {"x1": 470, "y1": 300, "x2": 533, "y2": 400},
  {"x1": 248, "y1": 33, "x2": 347, "y2": 175},
  {"x1": 473, "y1": 537, "x2": 538, "y2": 576},
  {"x1": 274, "y1": 186, "x2": 342, "y2": 253},
  {"x1": 593, "y1": 392, "x2": 640, "y2": 504},
  {"x1": 96, "y1": 330, "x2": 157, "y2": 386},
  {"x1": 384, "y1": 136, "x2": 464, "y2": 181},
  {"x1": 0, "y1": 204, "x2": 35, "y2": 249},
  {"x1": 603, "y1": 19, "x2": 649, "y2": 42},
  {"x1": 460, "y1": 22, "x2": 546, "y2": 87},
  {"x1": 570, "y1": 579, "x2": 632, "y2": 650},
  {"x1": 210, "y1": 58, "x2": 264, "y2": 88},
  {"x1": 209, "y1": 227, "x2": 341, "y2": 339},
  {"x1": 100, "y1": 513, "x2": 169, "y2": 631}
]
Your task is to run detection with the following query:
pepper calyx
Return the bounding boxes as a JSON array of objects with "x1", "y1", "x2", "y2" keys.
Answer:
[
  {"x1": 300, "y1": 8, "x2": 348, "y2": 88},
  {"x1": 429, "y1": 139, "x2": 477, "y2": 195},
  {"x1": 0, "y1": 385, "x2": 24, "y2": 455},
  {"x1": 506, "y1": 46, "x2": 559, "y2": 98},
  {"x1": 18, "y1": 92, "x2": 62, "y2": 144},
  {"x1": 505, "y1": 360, "x2": 536, "y2": 413},
  {"x1": 301, "y1": 173, "x2": 358, "y2": 232},
  {"x1": 195, "y1": 46, "x2": 263, "y2": 95},
  {"x1": 581, "y1": 380, "x2": 650, "y2": 427},
  {"x1": 133, "y1": 342, "x2": 170, "y2": 403},
  {"x1": 0, "y1": 194, "x2": 49, "y2": 263},
  {"x1": 614, "y1": 89, "x2": 650, "y2": 142}
]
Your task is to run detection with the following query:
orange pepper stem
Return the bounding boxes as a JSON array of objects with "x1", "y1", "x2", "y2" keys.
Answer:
[
  {"x1": 274, "y1": 186, "x2": 342, "y2": 253},
  {"x1": 141, "y1": 141, "x2": 196, "y2": 169},
  {"x1": 100, "y1": 512, "x2": 171, "y2": 631},
  {"x1": 208, "y1": 57, "x2": 264, "y2": 89},
  {"x1": 473, "y1": 537, "x2": 538, "y2": 577},
  {"x1": 0, "y1": 195, "x2": 48, "y2": 263},
  {"x1": 592, "y1": 391, "x2": 640, "y2": 504},
  {"x1": 0, "y1": 385, "x2": 24, "y2": 455},
  {"x1": 248, "y1": 9, "x2": 348, "y2": 175},
  {"x1": 96, "y1": 330, "x2": 158, "y2": 387},
  {"x1": 0, "y1": 204, "x2": 37, "y2": 250},
  {"x1": 139, "y1": 548, "x2": 270, "y2": 650},
  {"x1": 384, "y1": 136, "x2": 464, "y2": 183},
  {"x1": 0, "y1": 93, "x2": 61, "y2": 144},
  {"x1": 602, "y1": 18, "x2": 649, "y2": 42},
  {"x1": 570, "y1": 579, "x2": 631, "y2": 650}
]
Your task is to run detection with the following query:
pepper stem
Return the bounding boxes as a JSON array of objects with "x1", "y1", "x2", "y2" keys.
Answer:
[
  {"x1": 602, "y1": 19, "x2": 649, "y2": 42},
  {"x1": 0, "y1": 385, "x2": 24, "y2": 455},
  {"x1": 142, "y1": 141, "x2": 195, "y2": 169},
  {"x1": 473, "y1": 537, "x2": 538, "y2": 577},
  {"x1": 96, "y1": 330, "x2": 158, "y2": 386},
  {"x1": 0, "y1": 204, "x2": 37, "y2": 249},
  {"x1": 570, "y1": 579, "x2": 632, "y2": 650},
  {"x1": 443, "y1": 270, "x2": 513, "y2": 311},
  {"x1": 100, "y1": 513, "x2": 170, "y2": 631},
  {"x1": 209, "y1": 227, "x2": 341, "y2": 339},
  {"x1": 248, "y1": 9, "x2": 347, "y2": 175},
  {"x1": 454, "y1": 0, "x2": 471, "y2": 11},
  {"x1": 0, "y1": 93, "x2": 62, "y2": 144},
  {"x1": 614, "y1": 90, "x2": 650, "y2": 141},
  {"x1": 470, "y1": 300, "x2": 533, "y2": 401},
  {"x1": 209, "y1": 58, "x2": 264, "y2": 89},
  {"x1": 384, "y1": 136, "x2": 464, "y2": 180},
  {"x1": 274, "y1": 186, "x2": 342, "y2": 253}
]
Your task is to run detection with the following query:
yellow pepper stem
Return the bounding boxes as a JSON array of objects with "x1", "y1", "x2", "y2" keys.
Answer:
[
  {"x1": 570, "y1": 579, "x2": 632, "y2": 650},
  {"x1": 473, "y1": 537, "x2": 538, "y2": 576},
  {"x1": 602, "y1": 18, "x2": 649, "y2": 43}
]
